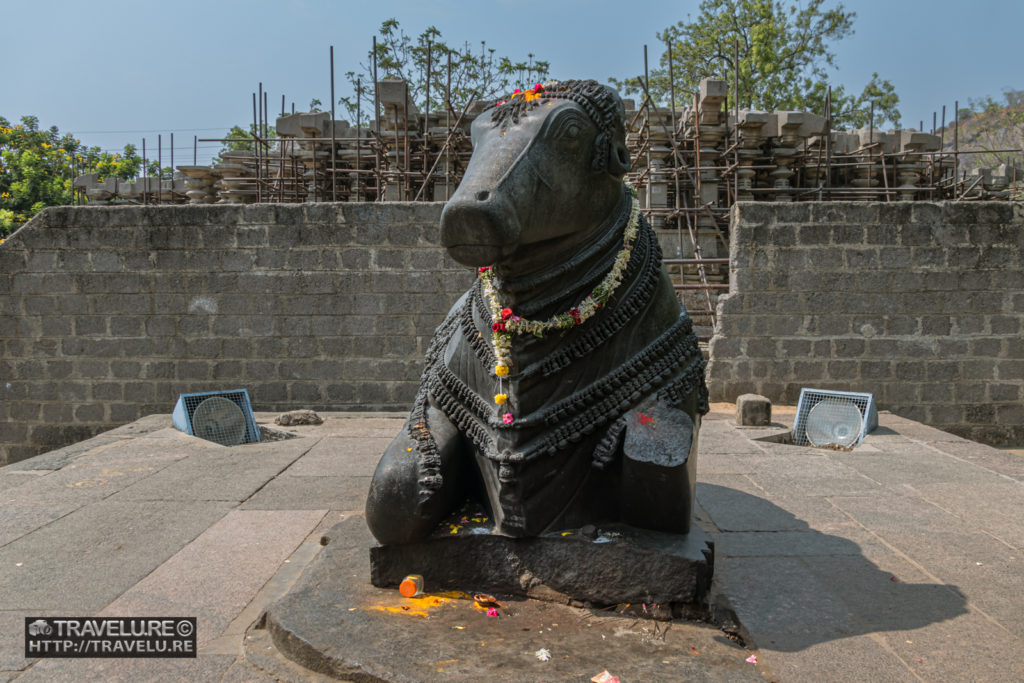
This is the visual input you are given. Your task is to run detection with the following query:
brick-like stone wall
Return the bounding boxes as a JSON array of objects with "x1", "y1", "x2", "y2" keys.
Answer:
[
  {"x1": 0, "y1": 203, "x2": 472, "y2": 465},
  {"x1": 707, "y1": 202, "x2": 1024, "y2": 446}
]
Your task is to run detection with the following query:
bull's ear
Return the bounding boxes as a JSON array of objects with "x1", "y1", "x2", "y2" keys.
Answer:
[{"x1": 607, "y1": 138, "x2": 631, "y2": 176}]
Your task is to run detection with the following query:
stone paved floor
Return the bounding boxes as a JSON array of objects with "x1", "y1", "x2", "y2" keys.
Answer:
[{"x1": 0, "y1": 408, "x2": 1022, "y2": 681}]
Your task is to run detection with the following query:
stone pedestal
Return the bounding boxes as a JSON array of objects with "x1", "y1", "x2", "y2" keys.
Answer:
[
  {"x1": 260, "y1": 518, "x2": 746, "y2": 682},
  {"x1": 369, "y1": 515, "x2": 714, "y2": 610}
]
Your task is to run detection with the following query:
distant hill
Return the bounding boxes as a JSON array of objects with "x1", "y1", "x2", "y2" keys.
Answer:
[{"x1": 939, "y1": 91, "x2": 1024, "y2": 179}]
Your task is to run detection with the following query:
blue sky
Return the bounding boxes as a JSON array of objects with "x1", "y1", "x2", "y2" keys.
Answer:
[{"x1": 4, "y1": 0, "x2": 1020, "y2": 164}]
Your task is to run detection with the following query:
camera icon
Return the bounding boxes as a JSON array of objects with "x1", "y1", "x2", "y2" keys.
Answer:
[{"x1": 28, "y1": 620, "x2": 52, "y2": 636}]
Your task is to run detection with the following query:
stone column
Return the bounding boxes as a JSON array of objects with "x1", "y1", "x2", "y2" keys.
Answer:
[
  {"x1": 694, "y1": 79, "x2": 727, "y2": 258},
  {"x1": 734, "y1": 110, "x2": 769, "y2": 202}
]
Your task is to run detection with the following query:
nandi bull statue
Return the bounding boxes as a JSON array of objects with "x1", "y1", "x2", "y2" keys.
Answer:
[{"x1": 367, "y1": 80, "x2": 708, "y2": 545}]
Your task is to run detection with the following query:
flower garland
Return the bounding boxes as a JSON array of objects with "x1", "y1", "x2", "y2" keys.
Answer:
[{"x1": 478, "y1": 184, "x2": 641, "y2": 425}]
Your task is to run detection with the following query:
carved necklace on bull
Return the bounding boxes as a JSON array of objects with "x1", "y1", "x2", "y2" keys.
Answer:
[{"x1": 478, "y1": 183, "x2": 641, "y2": 426}]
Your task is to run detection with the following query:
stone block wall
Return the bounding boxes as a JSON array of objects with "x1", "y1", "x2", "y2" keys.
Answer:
[
  {"x1": 0, "y1": 203, "x2": 472, "y2": 465},
  {"x1": 707, "y1": 202, "x2": 1024, "y2": 446}
]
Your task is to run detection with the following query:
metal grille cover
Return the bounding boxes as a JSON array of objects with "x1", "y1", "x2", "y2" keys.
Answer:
[
  {"x1": 171, "y1": 389, "x2": 261, "y2": 445},
  {"x1": 792, "y1": 388, "x2": 877, "y2": 448}
]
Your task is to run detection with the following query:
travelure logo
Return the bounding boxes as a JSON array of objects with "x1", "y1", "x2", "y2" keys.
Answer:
[
  {"x1": 24, "y1": 617, "x2": 196, "y2": 658},
  {"x1": 27, "y1": 620, "x2": 52, "y2": 636}
]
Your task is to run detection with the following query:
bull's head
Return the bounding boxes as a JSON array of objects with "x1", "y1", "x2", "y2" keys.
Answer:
[{"x1": 440, "y1": 80, "x2": 631, "y2": 271}]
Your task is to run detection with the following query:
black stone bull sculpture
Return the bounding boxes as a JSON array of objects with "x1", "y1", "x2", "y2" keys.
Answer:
[{"x1": 366, "y1": 80, "x2": 708, "y2": 544}]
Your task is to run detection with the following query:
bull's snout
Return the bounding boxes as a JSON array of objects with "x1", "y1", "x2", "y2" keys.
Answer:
[{"x1": 440, "y1": 188, "x2": 519, "y2": 267}]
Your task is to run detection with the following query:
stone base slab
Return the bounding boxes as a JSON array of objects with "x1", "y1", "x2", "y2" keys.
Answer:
[
  {"x1": 257, "y1": 517, "x2": 754, "y2": 682},
  {"x1": 370, "y1": 521, "x2": 715, "y2": 612}
]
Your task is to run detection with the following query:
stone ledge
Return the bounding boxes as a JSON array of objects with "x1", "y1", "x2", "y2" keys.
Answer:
[{"x1": 367, "y1": 520, "x2": 715, "y2": 610}]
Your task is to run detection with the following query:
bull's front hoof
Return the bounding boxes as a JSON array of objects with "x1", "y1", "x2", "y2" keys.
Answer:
[{"x1": 364, "y1": 433, "x2": 440, "y2": 545}]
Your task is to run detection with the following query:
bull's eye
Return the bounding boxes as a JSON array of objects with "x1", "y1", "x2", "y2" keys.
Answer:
[{"x1": 548, "y1": 111, "x2": 586, "y2": 142}]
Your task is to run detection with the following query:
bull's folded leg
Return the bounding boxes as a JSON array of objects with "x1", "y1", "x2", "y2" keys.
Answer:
[
  {"x1": 365, "y1": 405, "x2": 468, "y2": 545},
  {"x1": 619, "y1": 394, "x2": 700, "y2": 534}
]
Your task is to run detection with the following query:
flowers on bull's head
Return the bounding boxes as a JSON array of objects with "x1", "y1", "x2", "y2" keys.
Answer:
[
  {"x1": 479, "y1": 186, "x2": 641, "y2": 395},
  {"x1": 497, "y1": 83, "x2": 545, "y2": 107}
]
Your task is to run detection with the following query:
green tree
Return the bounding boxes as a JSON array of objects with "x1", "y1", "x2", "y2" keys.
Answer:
[
  {"x1": 1, "y1": 115, "x2": 165, "y2": 237},
  {"x1": 214, "y1": 124, "x2": 277, "y2": 164},
  {"x1": 338, "y1": 19, "x2": 550, "y2": 125},
  {"x1": 612, "y1": 0, "x2": 900, "y2": 129}
]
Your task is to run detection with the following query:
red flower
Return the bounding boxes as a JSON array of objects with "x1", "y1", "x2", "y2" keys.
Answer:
[
  {"x1": 478, "y1": 266, "x2": 491, "y2": 274},
  {"x1": 492, "y1": 322, "x2": 505, "y2": 332},
  {"x1": 569, "y1": 308, "x2": 581, "y2": 323},
  {"x1": 534, "y1": 83, "x2": 544, "y2": 92},
  {"x1": 501, "y1": 308, "x2": 513, "y2": 320},
  {"x1": 513, "y1": 88, "x2": 522, "y2": 94}
]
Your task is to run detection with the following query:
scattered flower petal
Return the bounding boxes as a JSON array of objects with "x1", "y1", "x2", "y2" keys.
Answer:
[
  {"x1": 535, "y1": 648, "x2": 551, "y2": 662},
  {"x1": 487, "y1": 607, "x2": 498, "y2": 617},
  {"x1": 746, "y1": 654, "x2": 758, "y2": 664}
]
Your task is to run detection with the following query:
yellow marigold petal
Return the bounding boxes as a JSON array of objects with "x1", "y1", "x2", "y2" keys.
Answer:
[
  {"x1": 494, "y1": 393, "x2": 508, "y2": 405},
  {"x1": 494, "y1": 364, "x2": 509, "y2": 377}
]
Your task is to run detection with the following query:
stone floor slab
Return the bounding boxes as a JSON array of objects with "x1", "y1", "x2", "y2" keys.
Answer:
[
  {"x1": 876, "y1": 609, "x2": 1024, "y2": 681},
  {"x1": 759, "y1": 635, "x2": 919, "y2": 683},
  {"x1": 908, "y1": 480, "x2": 1024, "y2": 548},
  {"x1": 282, "y1": 436, "x2": 387, "y2": 478},
  {"x1": 1, "y1": 436, "x2": 126, "y2": 472},
  {"x1": 16, "y1": 653, "x2": 236, "y2": 682},
  {"x1": 0, "y1": 444, "x2": 194, "y2": 547},
  {"x1": 829, "y1": 493, "x2": 1024, "y2": 637},
  {"x1": 0, "y1": 472, "x2": 47, "y2": 493},
  {"x1": 111, "y1": 439, "x2": 314, "y2": 503},
  {"x1": 101, "y1": 509, "x2": 326, "y2": 647},
  {"x1": 97, "y1": 414, "x2": 173, "y2": 438},
  {"x1": 220, "y1": 657, "x2": 282, "y2": 682},
  {"x1": 306, "y1": 414, "x2": 405, "y2": 439},
  {"x1": 0, "y1": 610, "x2": 55, "y2": 672},
  {"x1": 926, "y1": 439, "x2": 1024, "y2": 481},
  {"x1": 0, "y1": 500, "x2": 232, "y2": 611},
  {"x1": 746, "y1": 452, "x2": 884, "y2": 497},
  {"x1": 832, "y1": 448, "x2": 1011, "y2": 486},
  {"x1": 240, "y1": 475, "x2": 370, "y2": 511},
  {"x1": 697, "y1": 478, "x2": 850, "y2": 532},
  {"x1": 712, "y1": 527, "x2": 886, "y2": 558}
]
